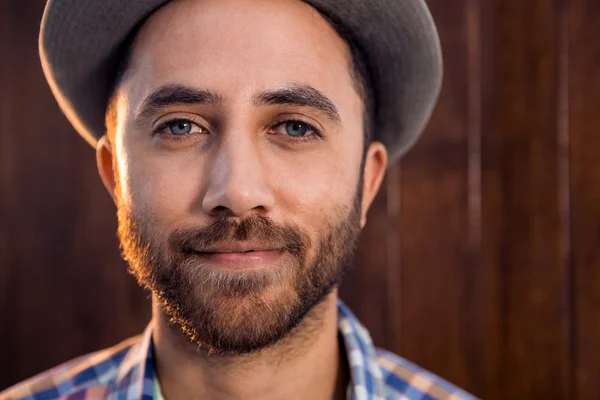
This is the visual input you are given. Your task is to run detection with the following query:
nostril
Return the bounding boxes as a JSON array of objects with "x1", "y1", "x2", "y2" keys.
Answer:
[{"x1": 211, "y1": 205, "x2": 234, "y2": 217}]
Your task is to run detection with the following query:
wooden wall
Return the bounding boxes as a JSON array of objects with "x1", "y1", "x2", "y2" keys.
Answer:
[{"x1": 2, "y1": 0, "x2": 600, "y2": 398}]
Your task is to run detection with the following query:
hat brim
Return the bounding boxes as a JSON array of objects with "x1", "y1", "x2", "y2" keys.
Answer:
[{"x1": 39, "y1": 0, "x2": 442, "y2": 164}]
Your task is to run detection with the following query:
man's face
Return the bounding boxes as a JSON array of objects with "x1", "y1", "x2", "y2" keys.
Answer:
[{"x1": 101, "y1": 0, "x2": 386, "y2": 355}]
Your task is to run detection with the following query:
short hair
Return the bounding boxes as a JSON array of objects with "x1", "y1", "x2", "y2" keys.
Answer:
[{"x1": 105, "y1": 8, "x2": 375, "y2": 153}]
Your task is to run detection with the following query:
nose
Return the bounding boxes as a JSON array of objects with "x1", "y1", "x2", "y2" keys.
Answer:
[{"x1": 201, "y1": 133, "x2": 275, "y2": 218}]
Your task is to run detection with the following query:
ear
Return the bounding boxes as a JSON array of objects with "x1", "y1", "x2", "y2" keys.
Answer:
[
  {"x1": 96, "y1": 135, "x2": 118, "y2": 205},
  {"x1": 360, "y1": 141, "x2": 388, "y2": 228}
]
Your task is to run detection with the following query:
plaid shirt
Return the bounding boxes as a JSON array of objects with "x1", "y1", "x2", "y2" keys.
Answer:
[{"x1": 1, "y1": 301, "x2": 476, "y2": 400}]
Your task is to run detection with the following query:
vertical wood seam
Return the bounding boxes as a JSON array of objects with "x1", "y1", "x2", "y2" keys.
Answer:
[
  {"x1": 466, "y1": 0, "x2": 484, "y2": 393},
  {"x1": 556, "y1": 0, "x2": 574, "y2": 396}
]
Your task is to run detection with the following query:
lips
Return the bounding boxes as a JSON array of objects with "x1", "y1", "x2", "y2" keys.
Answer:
[{"x1": 192, "y1": 241, "x2": 284, "y2": 270}]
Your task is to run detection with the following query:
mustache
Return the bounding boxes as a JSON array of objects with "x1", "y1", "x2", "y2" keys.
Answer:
[{"x1": 168, "y1": 214, "x2": 309, "y2": 257}]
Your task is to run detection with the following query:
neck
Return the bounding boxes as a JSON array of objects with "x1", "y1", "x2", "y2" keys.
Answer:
[{"x1": 152, "y1": 290, "x2": 349, "y2": 400}]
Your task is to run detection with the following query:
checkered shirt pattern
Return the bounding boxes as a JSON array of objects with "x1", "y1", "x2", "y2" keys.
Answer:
[{"x1": 1, "y1": 300, "x2": 477, "y2": 400}]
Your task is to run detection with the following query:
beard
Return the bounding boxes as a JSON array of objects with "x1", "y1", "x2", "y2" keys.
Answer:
[{"x1": 117, "y1": 191, "x2": 362, "y2": 356}]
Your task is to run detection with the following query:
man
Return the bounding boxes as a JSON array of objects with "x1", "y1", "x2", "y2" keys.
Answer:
[{"x1": 1, "y1": 0, "x2": 475, "y2": 399}]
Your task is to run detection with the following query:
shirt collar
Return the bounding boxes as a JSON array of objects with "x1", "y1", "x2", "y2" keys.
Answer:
[
  {"x1": 115, "y1": 299, "x2": 386, "y2": 400},
  {"x1": 337, "y1": 300, "x2": 386, "y2": 399},
  {"x1": 114, "y1": 321, "x2": 155, "y2": 399}
]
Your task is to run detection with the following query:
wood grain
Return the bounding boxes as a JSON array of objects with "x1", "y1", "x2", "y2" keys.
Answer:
[
  {"x1": 569, "y1": 0, "x2": 600, "y2": 397},
  {"x1": 482, "y1": 0, "x2": 571, "y2": 397},
  {"x1": 394, "y1": 0, "x2": 473, "y2": 391}
]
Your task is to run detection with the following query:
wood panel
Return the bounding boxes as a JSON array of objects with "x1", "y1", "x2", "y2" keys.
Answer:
[
  {"x1": 569, "y1": 0, "x2": 600, "y2": 398},
  {"x1": 394, "y1": 0, "x2": 474, "y2": 391},
  {"x1": 0, "y1": 0, "x2": 14, "y2": 387},
  {"x1": 482, "y1": 0, "x2": 572, "y2": 398},
  {"x1": 467, "y1": 2, "x2": 504, "y2": 397}
]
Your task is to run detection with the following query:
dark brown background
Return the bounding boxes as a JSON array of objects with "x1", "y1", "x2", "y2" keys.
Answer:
[{"x1": 2, "y1": 0, "x2": 600, "y2": 398}]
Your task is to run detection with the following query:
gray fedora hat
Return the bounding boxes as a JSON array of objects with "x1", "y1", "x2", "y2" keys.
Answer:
[{"x1": 39, "y1": 0, "x2": 442, "y2": 163}]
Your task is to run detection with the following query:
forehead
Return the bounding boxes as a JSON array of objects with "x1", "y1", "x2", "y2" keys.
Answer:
[{"x1": 120, "y1": 0, "x2": 360, "y2": 114}]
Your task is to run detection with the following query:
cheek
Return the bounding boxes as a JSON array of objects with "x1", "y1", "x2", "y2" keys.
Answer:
[
  {"x1": 119, "y1": 150, "x2": 203, "y2": 227},
  {"x1": 270, "y1": 152, "x2": 359, "y2": 224},
  {"x1": 271, "y1": 132, "x2": 364, "y2": 220}
]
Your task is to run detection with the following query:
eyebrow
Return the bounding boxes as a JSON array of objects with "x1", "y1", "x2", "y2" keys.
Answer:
[
  {"x1": 253, "y1": 84, "x2": 341, "y2": 124},
  {"x1": 134, "y1": 83, "x2": 341, "y2": 125},
  {"x1": 135, "y1": 84, "x2": 222, "y2": 120}
]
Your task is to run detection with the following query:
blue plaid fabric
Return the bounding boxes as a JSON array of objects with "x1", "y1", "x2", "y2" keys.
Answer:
[{"x1": 1, "y1": 300, "x2": 476, "y2": 399}]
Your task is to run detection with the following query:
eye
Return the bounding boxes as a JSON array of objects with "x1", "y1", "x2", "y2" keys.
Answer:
[
  {"x1": 161, "y1": 119, "x2": 204, "y2": 136},
  {"x1": 273, "y1": 120, "x2": 317, "y2": 138}
]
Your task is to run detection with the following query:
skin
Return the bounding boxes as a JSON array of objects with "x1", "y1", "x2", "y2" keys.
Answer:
[{"x1": 96, "y1": 0, "x2": 387, "y2": 399}]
